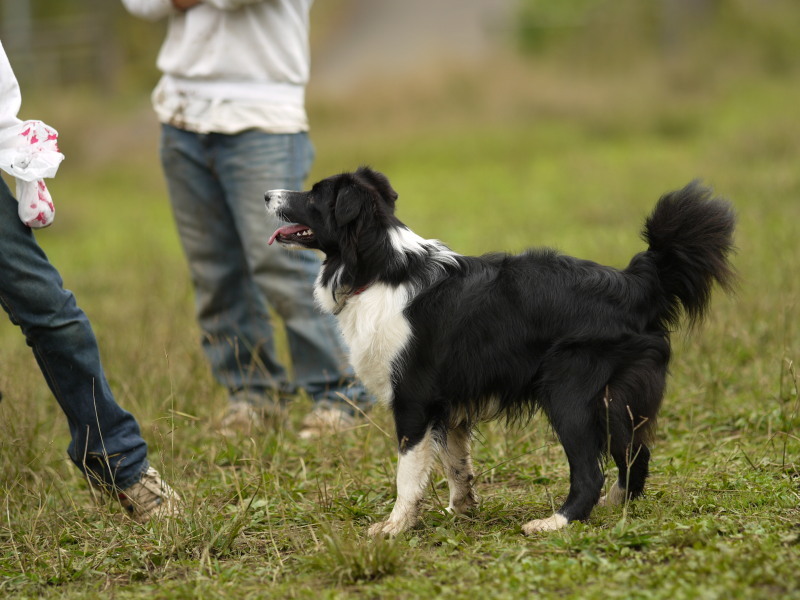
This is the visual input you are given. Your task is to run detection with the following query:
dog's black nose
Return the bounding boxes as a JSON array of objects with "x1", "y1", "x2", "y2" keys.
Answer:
[{"x1": 265, "y1": 189, "x2": 289, "y2": 206}]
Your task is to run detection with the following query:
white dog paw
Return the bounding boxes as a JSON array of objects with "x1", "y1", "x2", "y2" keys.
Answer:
[
  {"x1": 447, "y1": 491, "x2": 479, "y2": 515},
  {"x1": 598, "y1": 482, "x2": 627, "y2": 507},
  {"x1": 368, "y1": 519, "x2": 409, "y2": 537},
  {"x1": 521, "y1": 513, "x2": 569, "y2": 534}
]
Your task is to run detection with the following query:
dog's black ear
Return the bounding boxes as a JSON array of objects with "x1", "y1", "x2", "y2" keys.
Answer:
[
  {"x1": 334, "y1": 183, "x2": 369, "y2": 226},
  {"x1": 356, "y1": 167, "x2": 399, "y2": 209}
]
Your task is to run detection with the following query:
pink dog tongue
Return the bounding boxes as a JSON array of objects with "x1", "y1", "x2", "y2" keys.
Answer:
[{"x1": 269, "y1": 224, "x2": 308, "y2": 245}]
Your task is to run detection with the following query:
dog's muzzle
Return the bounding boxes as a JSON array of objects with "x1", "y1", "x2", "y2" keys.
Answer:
[{"x1": 264, "y1": 189, "x2": 290, "y2": 210}]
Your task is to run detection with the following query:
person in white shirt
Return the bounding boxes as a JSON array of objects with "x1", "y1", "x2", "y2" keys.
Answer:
[
  {"x1": 0, "y1": 41, "x2": 181, "y2": 522},
  {"x1": 122, "y1": 0, "x2": 371, "y2": 437}
]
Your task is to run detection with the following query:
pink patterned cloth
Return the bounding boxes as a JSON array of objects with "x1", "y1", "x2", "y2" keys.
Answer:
[
  {"x1": 0, "y1": 120, "x2": 63, "y2": 228},
  {"x1": 1, "y1": 40, "x2": 65, "y2": 228}
]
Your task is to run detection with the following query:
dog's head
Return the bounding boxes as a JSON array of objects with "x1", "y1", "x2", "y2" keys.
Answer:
[
  {"x1": 267, "y1": 167, "x2": 458, "y2": 304},
  {"x1": 266, "y1": 167, "x2": 399, "y2": 263}
]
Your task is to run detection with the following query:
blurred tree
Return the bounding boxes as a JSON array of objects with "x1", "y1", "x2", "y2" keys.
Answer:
[
  {"x1": 517, "y1": 0, "x2": 716, "y2": 55},
  {"x1": 1, "y1": 0, "x2": 33, "y2": 73},
  {"x1": 1, "y1": 0, "x2": 163, "y2": 94},
  {"x1": 659, "y1": 0, "x2": 713, "y2": 50},
  {"x1": 516, "y1": 0, "x2": 800, "y2": 76}
]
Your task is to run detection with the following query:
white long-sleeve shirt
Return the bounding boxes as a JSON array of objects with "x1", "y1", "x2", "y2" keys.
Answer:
[
  {"x1": 0, "y1": 43, "x2": 23, "y2": 133},
  {"x1": 122, "y1": 0, "x2": 313, "y2": 134}
]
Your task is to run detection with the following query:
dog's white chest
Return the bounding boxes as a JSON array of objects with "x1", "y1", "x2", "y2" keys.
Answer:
[{"x1": 322, "y1": 283, "x2": 412, "y2": 404}]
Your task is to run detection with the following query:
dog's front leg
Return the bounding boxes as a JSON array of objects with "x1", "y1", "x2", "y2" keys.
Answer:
[
  {"x1": 441, "y1": 423, "x2": 479, "y2": 515},
  {"x1": 369, "y1": 428, "x2": 436, "y2": 537}
]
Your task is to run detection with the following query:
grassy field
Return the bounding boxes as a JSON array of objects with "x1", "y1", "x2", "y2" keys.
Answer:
[{"x1": 2, "y1": 20, "x2": 800, "y2": 600}]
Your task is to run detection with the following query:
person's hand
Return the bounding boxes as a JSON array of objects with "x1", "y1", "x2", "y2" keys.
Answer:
[{"x1": 172, "y1": 0, "x2": 201, "y2": 11}]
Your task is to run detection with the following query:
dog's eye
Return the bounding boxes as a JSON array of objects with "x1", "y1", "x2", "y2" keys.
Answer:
[{"x1": 307, "y1": 196, "x2": 321, "y2": 216}]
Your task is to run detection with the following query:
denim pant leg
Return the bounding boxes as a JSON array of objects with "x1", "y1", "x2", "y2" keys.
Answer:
[
  {"x1": 160, "y1": 125, "x2": 369, "y2": 406},
  {"x1": 213, "y1": 131, "x2": 363, "y2": 401},
  {"x1": 159, "y1": 125, "x2": 291, "y2": 397},
  {"x1": 0, "y1": 179, "x2": 148, "y2": 490}
]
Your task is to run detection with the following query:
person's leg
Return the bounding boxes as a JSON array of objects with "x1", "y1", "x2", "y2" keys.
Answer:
[
  {"x1": 211, "y1": 130, "x2": 370, "y2": 408},
  {"x1": 0, "y1": 178, "x2": 147, "y2": 490},
  {"x1": 159, "y1": 124, "x2": 291, "y2": 400}
]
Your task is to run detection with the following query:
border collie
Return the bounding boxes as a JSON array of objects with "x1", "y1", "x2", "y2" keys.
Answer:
[{"x1": 265, "y1": 167, "x2": 736, "y2": 536}]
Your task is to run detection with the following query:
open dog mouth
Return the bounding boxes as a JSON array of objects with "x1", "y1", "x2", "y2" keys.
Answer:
[{"x1": 268, "y1": 223, "x2": 315, "y2": 245}]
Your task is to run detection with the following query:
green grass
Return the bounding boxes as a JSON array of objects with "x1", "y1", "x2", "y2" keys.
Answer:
[{"x1": 2, "y1": 36, "x2": 800, "y2": 600}]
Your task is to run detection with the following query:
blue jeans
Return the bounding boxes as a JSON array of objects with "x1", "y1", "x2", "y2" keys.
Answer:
[
  {"x1": 0, "y1": 178, "x2": 148, "y2": 490},
  {"x1": 159, "y1": 125, "x2": 368, "y2": 408}
]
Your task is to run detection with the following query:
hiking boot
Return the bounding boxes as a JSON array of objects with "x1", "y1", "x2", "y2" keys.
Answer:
[
  {"x1": 218, "y1": 397, "x2": 288, "y2": 437},
  {"x1": 118, "y1": 467, "x2": 183, "y2": 523},
  {"x1": 299, "y1": 403, "x2": 356, "y2": 439}
]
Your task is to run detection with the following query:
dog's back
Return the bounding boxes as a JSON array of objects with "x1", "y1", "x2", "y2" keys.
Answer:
[{"x1": 401, "y1": 180, "x2": 737, "y2": 425}]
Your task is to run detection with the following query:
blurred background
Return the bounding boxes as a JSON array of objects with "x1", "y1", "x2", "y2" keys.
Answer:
[
  {"x1": 3, "y1": 0, "x2": 798, "y2": 193},
  {"x1": 3, "y1": 0, "x2": 798, "y2": 195},
  {"x1": 2, "y1": 5, "x2": 799, "y2": 593},
  {"x1": 4, "y1": 0, "x2": 798, "y2": 94},
  {"x1": 3, "y1": 6, "x2": 800, "y2": 597},
  {"x1": 1, "y1": 0, "x2": 798, "y2": 421}
]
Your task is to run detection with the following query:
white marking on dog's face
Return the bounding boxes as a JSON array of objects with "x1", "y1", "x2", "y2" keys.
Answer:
[
  {"x1": 264, "y1": 189, "x2": 291, "y2": 216},
  {"x1": 324, "y1": 282, "x2": 412, "y2": 404},
  {"x1": 369, "y1": 428, "x2": 436, "y2": 537},
  {"x1": 521, "y1": 513, "x2": 569, "y2": 534}
]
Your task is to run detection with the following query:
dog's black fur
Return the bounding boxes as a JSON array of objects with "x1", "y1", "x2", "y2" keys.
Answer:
[{"x1": 265, "y1": 167, "x2": 736, "y2": 534}]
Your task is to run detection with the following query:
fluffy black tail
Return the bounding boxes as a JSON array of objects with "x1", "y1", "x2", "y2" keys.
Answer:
[{"x1": 641, "y1": 181, "x2": 737, "y2": 329}]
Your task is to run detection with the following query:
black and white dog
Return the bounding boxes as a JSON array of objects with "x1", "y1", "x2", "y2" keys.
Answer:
[{"x1": 265, "y1": 167, "x2": 736, "y2": 536}]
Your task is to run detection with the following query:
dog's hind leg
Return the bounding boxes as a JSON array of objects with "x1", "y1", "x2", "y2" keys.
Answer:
[
  {"x1": 441, "y1": 423, "x2": 478, "y2": 515},
  {"x1": 600, "y1": 442, "x2": 650, "y2": 507},
  {"x1": 523, "y1": 388, "x2": 605, "y2": 534},
  {"x1": 369, "y1": 427, "x2": 437, "y2": 537},
  {"x1": 599, "y1": 350, "x2": 665, "y2": 507}
]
